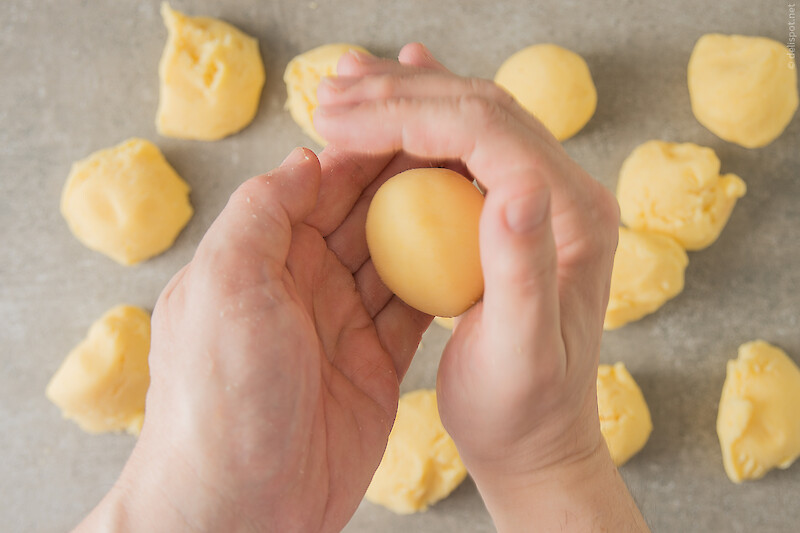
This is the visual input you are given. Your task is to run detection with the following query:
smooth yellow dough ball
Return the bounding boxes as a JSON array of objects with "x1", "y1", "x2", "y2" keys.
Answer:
[
  {"x1": 717, "y1": 340, "x2": 800, "y2": 483},
  {"x1": 688, "y1": 34, "x2": 798, "y2": 148},
  {"x1": 46, "y1": 305, "x2": 151, "y2": 435},
  {"x1": 597, "y1": 363, "x2": 652, "y2": 466},
  {"x1": 284, "y1": 43, "x2": 368, "y2": 146},
  {"x1": 494, "y1": 44, "x2": 597, "y2": 141},
  {"x1": 604, "y1": 227, "x2": 688, "y2": 330},
  {"x1": 61, "y1": 138, "x2": 193, "y2": 265},
  {"x1": 617, "y1": 140, "x2": 746, "y2": 251},
  {"x1": 366, "y1": 168, "x2": 484, "y2": 317},
  {"x1": 156, "y1": 3, "x2": 265, "y2": 140},
  {"x1": 365, "y1": 390, "x2": 466, "y2": 514}
]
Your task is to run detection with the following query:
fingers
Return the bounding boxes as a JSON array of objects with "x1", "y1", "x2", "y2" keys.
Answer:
[
  {"x1": 306, "y1": 145, "x2": 393, "y2": 237},
  {"x1": 373, "y1": 296, "x2": 432, "y2": 381},
  {"x1": 193, "y1": 148, "x2": 321, "y2": 284},
  {"x1": 479, "y1": 184, "x2": 565, "y2": 384},
  {"x1": 397, "y1": 42, "x2": 448, "y2": 71}
]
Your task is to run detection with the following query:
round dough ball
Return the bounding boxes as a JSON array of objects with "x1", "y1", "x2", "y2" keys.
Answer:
[
  {"x1": 597, "y1": 363, "x2": 652, "y2": 466},
  {"x1": 366, "y1": 168, "x2": 484, "y2": 317},
  {"x1": 717, "y1": 341, "x2": 800, "y2": 483},
  {"x1": 284, "y1": 43, "x2": 368, "y2": 146},
  {"x1": 604, "y1": 227, "x2": 688, "y2": 330},
  {"x1": 494, "y1": 44, "x2": 597, "y2": 141},
  {"x1": 365, "y1": 389, "x2": 466, "y2": 514},
  {"x1": 45, "y1": 305, "x2": 150, "y2": 435},
  {"x1": 61, "y1": 138, "x2": 193, "y2": 265},
  {"x1": 617, "y1": 140, "x2": 746, "y2": 251},
  {"x1": 156, "y1": 3, "x2": 265, "y2": 141},
  {"x1": 688, "y1": 34, "x2": 798, "y2": 148}
]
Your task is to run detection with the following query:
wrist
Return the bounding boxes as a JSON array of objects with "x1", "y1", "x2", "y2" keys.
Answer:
[{"x1": 469, "y1": 433, "x2": 649, "y2": 532}]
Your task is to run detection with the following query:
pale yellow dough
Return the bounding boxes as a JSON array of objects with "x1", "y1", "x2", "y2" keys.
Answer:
[
  {"x1": 604, "y1": 227, "x2": 688, "y2": 330},
  {"x1": 717, "y1": 340, "x2": 800, "y2": 483},
  {"x1": 366, "y1": 168, "x2": 484, "y2": 317},
  {"x1": 61, "y1": 138, "x2": 193, "y2": 265},
  {"x1": 157, "y1": 3, "x2": 265, "y2": 140},
  {"x1": 433, "y1": 317, "x2": 455, "y2": 330},
  {"x1": 46, "y1": 305, "x2": 151, "y2": 435},
  {"x1": 366, "y1": 390, "x2": 467, "y2": 514},
  {"x1": 494, "y1": 44, "x2": 597, "y2": 141},
  {"x1": 284, "y1": 43, "x2": 368, "y2": 146},
  {"x1": 617, "y1": 140, "x2": 746, "y2": 251},
  {"x1": 597, "y1": 363, "x2": 652, "y2": 466},
  {"x1": 688, "y1": 34, "x2": 798, "y2": 148}
]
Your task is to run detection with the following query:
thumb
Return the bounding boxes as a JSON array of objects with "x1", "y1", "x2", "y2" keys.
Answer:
[{"x1": 479, "y1": 185, "x2": 565, "y2": 382}]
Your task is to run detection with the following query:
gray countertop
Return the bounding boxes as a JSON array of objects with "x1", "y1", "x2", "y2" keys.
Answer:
[{"x1": 2, "y1": 1, "x2": 799, "y2": 531}]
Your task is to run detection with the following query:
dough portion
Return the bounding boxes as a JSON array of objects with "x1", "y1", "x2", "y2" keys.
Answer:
[
  {"x1": 46, "y1": 305, "x2": 151, "y2": 435},
  {"x1": 597, "y1": 363, "x2": 652, "y2": 466},
  {"x1": 433, "y1": 317, "x2": 455, "y2": 330},
  {"x1": 494, "y1": 44, "x2": 597, "y2": 141},
  {"x1": 157, "y1": 3, "x2": 265, "y2": 140},
  {"x1": 688, "y1": 34, "x2": 798, "y2": 148},
  {"x1": 61, "y1": 138, "x2": 193, "y2": 265},
  {"x1": 604, "y1": 227, "x2": 688, "y2": 330},
  {"x1": 284, "y1": 43, "x2": 368, "y2": 146},
  {"x1": 617, "y1": 140, "x2": 746, "y2": 251},
  {"x1": 717, "y1": 340, "x2": 800, "y2": 483},
  {"x1": 365, "y1": 389, "x2": 467, "y2": 514}
]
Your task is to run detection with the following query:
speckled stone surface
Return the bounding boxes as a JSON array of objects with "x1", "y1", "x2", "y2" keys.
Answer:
[{"x1": 1, "y1": 1, "x2": 798, "y2": 531}]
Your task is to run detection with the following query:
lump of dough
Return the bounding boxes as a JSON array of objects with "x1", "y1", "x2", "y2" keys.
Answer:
[
  {"x1": 617, "y1": 140, "x2": 746, "y2": 251},
  {"x1": 157, "y1": 3, "x2": 265, "y2": 140},
  {"x1": 688, "y1": 34, "x2": 798, "y2": 148},
  {"x1": 284, "y1": 43, "x2": 368, "y2": 146},
  {"x1": 61, "y1": 138, "x2": 193, "y2": 265},
  {"x1": 366, "y1": 389, "x2": 466, "y2": 514},
  {"x1": 366, "y1": 168, "x2": 484, "y2": 317},
  {"x1": 494, "y1": 44, "x2": 597, "y2": 141},
  {"x1": 597, "y1": 363, "x2": 652, "y2": 466},
  {"x1": 46, "y1": 305, "x2": 151, "y2": 435},
  {"x1": 717, "y1": 340, "x2": 800, "y2": 483},
  {"x1": 433, "y1": 317, "x2": 455, "y2": 330},
  {"x1": 604, "y1": 227, "x2": 688, "y2": 330}
]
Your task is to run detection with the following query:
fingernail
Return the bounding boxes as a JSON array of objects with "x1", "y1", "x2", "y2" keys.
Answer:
[
  {"x1": 281, "y1": 147, "x2": 310, "y2": 168},
  {"x1": 505, "y1": 190, "x2": 550, "y2": 233},
  {"x1": 320, "y1": 76, "x2": 358, "y2": 92},
  {"x1": 314, "y1": 105, "x2": 347, "y2": 118},
  {"x1": 349, "y1": 49, "x2": 376, "y2": 63}
]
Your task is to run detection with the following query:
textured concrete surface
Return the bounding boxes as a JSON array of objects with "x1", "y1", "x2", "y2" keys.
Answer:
[{"x1": 1, "y1": 1, "x2": 799, "y2": 531}]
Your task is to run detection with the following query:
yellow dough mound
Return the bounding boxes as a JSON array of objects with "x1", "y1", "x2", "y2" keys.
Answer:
[
  {"x1": 61, "y1": 138, "x2": 193, "y2": 265},
  {"x1": 494, "y1": 44, "x2": 597, "y2": 141},
  {"x1": 284, "y1": 43, "x2": 368, "y2": 146},
  {"x1": 157, "y1": 3, "x2": 265, "y2": 140},
  {"x1": 617, "y1": 140, "x2": 746, "y2": 251},
  {"x1": 717, "y1": 340, "x2": 800, "y2": 483},
  {"x1": 46, "y1": 305, "x2": 151, "y2": 435},
  {"x1": 365, "y1": 390, "x2": 467, "y2": 514},
  {"x1": 604, "y1": 227, "x2": 688, "y2": 330},
  {"x1": 597, "y1": 363, "x2": 652, "y2": 466},
  {"x1": 433, "y1": 317, "x2": 455, "y2": 330},
  {"x1": 688, "y1": 34, "x2": 798, "y2": 148}
]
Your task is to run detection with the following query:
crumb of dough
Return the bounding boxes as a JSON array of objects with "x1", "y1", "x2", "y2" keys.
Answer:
[
  {"x1": 156, "y1": 2, "x2": 265, "y2": 140},
  {"x1": 365, "y1": 389, "x2": 466, "y2": 514},
  {"x1": 46, "y1": 305, "x2": 151, "y2": 435},
  {"x1": 617, "y1": 140, "x2": 746, "y2": 251},
  {"x1": 688, "y1": 34, "x2": 798, "y2": 148},
  {"x1": 598, "y1": 363, "x2": 652, "y2": 466},
  {"x1": 494, "y1": 44, "x2": 597, "y2": 141},
  {"x1": 60, "y1": 138, "x2": 193, "y2": 265},
  {"x1": 283, "y1": 43, "x2": 368, "y2": 146},
  {"x1": 717, "y1": 340, "x2": 800, "y2": 483},
  {"x1": 604, "y1": 227, "x2": 688, "y2": 330}
]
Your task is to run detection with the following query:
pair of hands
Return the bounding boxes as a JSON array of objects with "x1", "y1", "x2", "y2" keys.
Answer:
[{"x1": 79, "y1": 44, "x2": 646, "y2": 532}]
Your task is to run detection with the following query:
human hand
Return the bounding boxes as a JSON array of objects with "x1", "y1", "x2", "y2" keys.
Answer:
[
  {"x1": 316, "y1": 44, "x2": 648, "y2": 531},
  {"x1": 76, "y1": 147, "x2": 433, "y2": 532}
]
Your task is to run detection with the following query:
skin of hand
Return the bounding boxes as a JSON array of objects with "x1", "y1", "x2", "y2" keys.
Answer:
[
  {"x1": 76, "y1": 146, "x2": 435, "y2": 532},
  {"x1": 315, "y1": 44, "x2": 650, "y2": 532}
]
